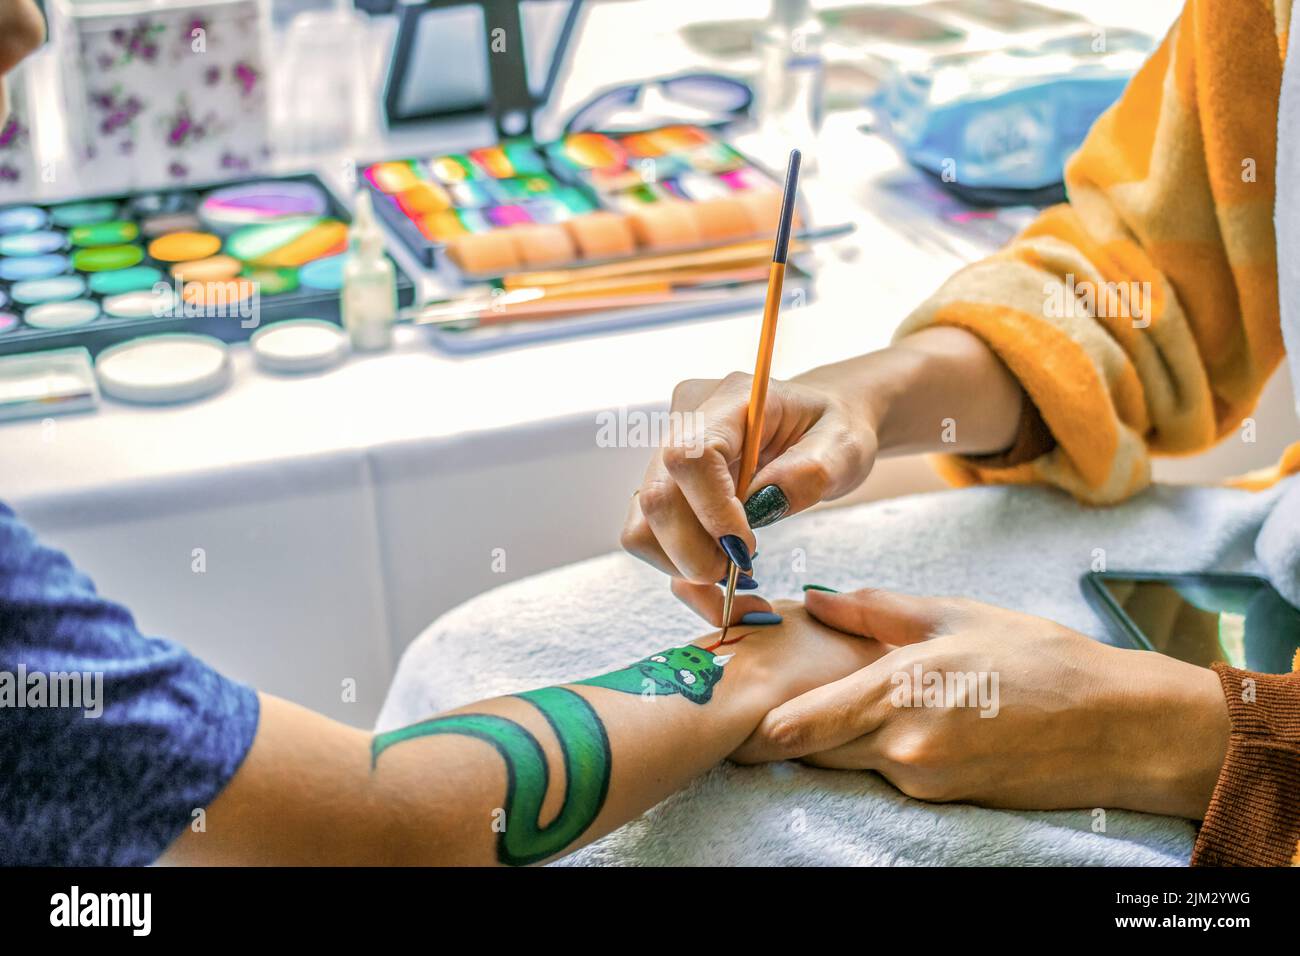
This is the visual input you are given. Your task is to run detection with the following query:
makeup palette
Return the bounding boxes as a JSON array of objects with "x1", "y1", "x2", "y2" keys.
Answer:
[
  {"x1": 0, "y1": 174, "x2": 415, "y2": 358},
  {"x1": 363, "y1": 124, "x2": 793, "y2": 277}
]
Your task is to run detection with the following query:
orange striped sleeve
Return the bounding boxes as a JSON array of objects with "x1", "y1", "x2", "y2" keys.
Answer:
[{"x1": 894, "y1": 0, "x2": 1291, "y2": 504}]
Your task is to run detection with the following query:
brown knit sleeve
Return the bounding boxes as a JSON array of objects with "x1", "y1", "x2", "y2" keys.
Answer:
[
  {"x1": 1190, "y1": 664, "x2": 1300, "y2": 866},
  {"x1": 961, "y1": 390, "x2": 1057, "y2": 470}
]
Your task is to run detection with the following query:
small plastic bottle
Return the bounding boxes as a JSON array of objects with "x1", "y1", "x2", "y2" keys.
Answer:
[{"x1": 342, "y1": 190, "x2": 397, "y2": 351}]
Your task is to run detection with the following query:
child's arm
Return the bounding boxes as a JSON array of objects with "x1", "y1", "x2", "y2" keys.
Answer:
[{"x1": 160, "y1": 605, "x2": 883, "y2": 866}]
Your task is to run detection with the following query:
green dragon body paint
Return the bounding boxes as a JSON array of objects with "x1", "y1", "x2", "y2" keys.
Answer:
[{"x1": 370, "y1": 645, "x2": 730, "y2": 865}]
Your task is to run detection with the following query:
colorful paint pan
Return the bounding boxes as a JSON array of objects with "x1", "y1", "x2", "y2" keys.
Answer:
[
  {"x1": 72, "y1": 244, "x2": 145, "y2": 272},
  {"x1": 148, "y1": 231, "x2": 221, "y2": 263},
  {"x1": 0, "y1": 206, "x2": 48, "y2": 234},
  {"x1": 557, "y1": 132, "x2": 627, "y2": 171},
  {"x1": 394, "y1": 182, "x2": 452, "y2": 217},
  {"x1": 235, "y1": 220, "x2": 347, "y2": 268},
  {"x1": 367, "y1": 161, "x2": 424, "y2": 194},
  {"x1": 223, "y1": 218, "x2": 320, "y2": 262},
  {"x1": 70, "y1": 220, "x2": 140, "y2": 247},
  {"x1": 0, "y1": 253, "x2": 69, "y2": 281},
  {"x1": 102, "y1": 287, "x2": 177, "y2": 319},
  {"x1": 88, "y1": 266, "x2": 164, "y2": 296},
  {"x1": 242, "y1": 266, "x2": 299, "y2": 296},
  {"x1": 0, "y1": 231, "x2": 67, "y2": 257},
  {"x1": 487, "y1": 204, "x2": 533, "y2": 228},
  {"x1": 170, "y1": 255, "x2": 241, "y2": 282},
  {"x1": 199, "y1": 182, "x2": 328, "y2": 229},
  {"x1": 0, "y1": 312, "x2": 18, "y2": 334},
  {"x1": 24, "y1": 299, "x2": 101, "y2": 329},
  {"x1": 430, "y1": 154, "x2": 481, "y2": 184},
  {"x1": 446, "y1": 182, "x2": 495, "y2": 208},
  {"x1": 12, "y1": 275, "x2": 87, "y2": 304},
  {"x1": 50, "y1": 201, "x2": 119, "y2": 227},
  {"x1": 298, "y1": 254, "x2": 345, "y2": 292}
]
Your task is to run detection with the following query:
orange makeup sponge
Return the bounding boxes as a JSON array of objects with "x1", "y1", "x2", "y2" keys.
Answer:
[
  {"x1": 628, "y1": 201, "x2": 702, "y2": 251},
  {"x1": 508, "y1": 223, "x2": 577, "y2": 267},
  {"x1": 447, "y1": 231, "x2": 521, "y2": 275},
  {"x1": 563, "y1": 212, "x2": 637, "y2": 261},
  {"x1": 693, "y1": 196, "x2": 759, "y2": 244},
  {"x1": 736, "y1": 188, "x2": 799, "y2": 236}
]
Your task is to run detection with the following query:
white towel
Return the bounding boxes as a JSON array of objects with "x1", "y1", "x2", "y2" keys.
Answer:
[{"x1": 378, "y1": 478, "x2": 1293, "y2": 866}]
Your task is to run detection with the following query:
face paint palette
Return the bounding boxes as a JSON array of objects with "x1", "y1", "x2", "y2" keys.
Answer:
[
  {"x1": 0, "y1": 174, "x2": 415, "y2": 358},
  {"x1": 362, "y1": 124, "x2": 790, "y2": 277}
]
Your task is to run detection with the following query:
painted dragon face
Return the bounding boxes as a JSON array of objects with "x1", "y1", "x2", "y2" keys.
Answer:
[{"x1": 638, "y1": 646, "x2": 727, "y2": 704}]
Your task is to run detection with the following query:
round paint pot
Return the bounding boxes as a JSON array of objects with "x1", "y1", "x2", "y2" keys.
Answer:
[
  {"x1": 170, "y1": 255, "x2": 241, "y2": 283},
  {"x1": 95, "y1": 334, "x2": 231, "y2": 404},
  {"x1": 298, "y1": 253, "x2": 346, "y2": 291},
  {"x1": 24, "y1": 299, "x2": 101, "y2": 329},
  {"x1": 251, "y1": 319, "x2": 349, "y2": 374},
  {"x1": 242, "y1": 266, "x2": 299, "y2": 296},
  {"x1": 72, "y1": 244, "x2": 144, "y2": 272},
  {"x1": 69, "y1": 220, "x2": 140, "y2": 247},
  {"x1": 102, "y1": 287, "x2": 178, "y2": 319},
  {"x1": 11, "y1": 274, "x2": 87, "y2": 305},
  {"x1": 88, "y1": 266, "x2": 164, "y2": 296},
  {"x1": 0, "y1": 312, "x2": 19, "y2": 334},
  {"x1": 0, "y1": 253, "x2": 70, "y2": 282},
  {"x1": 148, "y1": 231, "x2": 222, "y2": 263},
  {"x1": 0, "y1": 205, "x2": 48, "y2": 235},
  {"x1": 0, "y1": 230, "x2": 67, "y2": 257},
  {"x1": 50, "y1": 201, "x2": 119, "y2": 228}
]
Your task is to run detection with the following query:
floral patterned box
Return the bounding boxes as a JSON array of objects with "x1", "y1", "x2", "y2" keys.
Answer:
[
  {"x1": 0, "y1": 65, "x2": 39, "y2": 200},
  {"x1": 51, "y1": 0, "x2": 272, "y2": 191}
]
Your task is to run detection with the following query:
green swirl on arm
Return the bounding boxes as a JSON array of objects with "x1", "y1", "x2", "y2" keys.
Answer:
[{"x1": 370, "y1": 646, "x2": 727, "y2": 865}]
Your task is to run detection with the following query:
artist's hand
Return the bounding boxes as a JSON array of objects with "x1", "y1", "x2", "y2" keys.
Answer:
[
  {"x1": 732, "y1": 588, "x2": 1232, "y2": 820},
  {"x1": 622, "y1": 366, "x2": 879, "y2": 626},
  {"x1": 0, "y1": 0, "x2": 44, "y2": 118}
]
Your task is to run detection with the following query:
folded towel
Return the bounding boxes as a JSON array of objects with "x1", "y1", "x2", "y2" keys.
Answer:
[{"x1": 378, "y1": 479, "x2": 1292, "y2": 866}]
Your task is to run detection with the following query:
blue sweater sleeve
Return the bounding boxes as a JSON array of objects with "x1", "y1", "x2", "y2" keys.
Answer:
[{"x1": 0, "y1": 502, "x2": 260, "y2": 866}]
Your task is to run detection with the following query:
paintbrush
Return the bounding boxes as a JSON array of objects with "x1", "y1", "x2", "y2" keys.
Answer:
[{"x1": 718, "y1": 148, "x2": 802, "y2": 645}]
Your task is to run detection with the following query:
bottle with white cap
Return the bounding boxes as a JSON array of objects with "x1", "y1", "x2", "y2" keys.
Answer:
[{"x1": 342, "y1": 189, "x2": 397, "y2": 351}]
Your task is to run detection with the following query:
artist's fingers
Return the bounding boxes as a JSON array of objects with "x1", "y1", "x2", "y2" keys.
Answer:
[
  {"x1": 0, "y1": 0, "x2": 46, "y2": 76},
  {"x1": 803, "y1": 587, "x2": 954, "y2": 646},
  {"x1": 732, "y1": 664, "x2": 893, "y2": 763},
  {"x1": 662, "y1": 372, "x2": 762, "y2": 553},
  {"x1": 745, "y1": 416, "x2": 876, "y2": 519},
  {"x1": 639, "y1": 467, "x2": 731, "y2": 584},
  {"x1": 620, "y1": 490, "x2": 680, "y2": 578},
  {"x1": 671, "y1": 577, "x2": 773, "y2": 627}
]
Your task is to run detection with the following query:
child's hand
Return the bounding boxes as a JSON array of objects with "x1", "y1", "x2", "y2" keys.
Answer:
[{"x1": 698, "y1": 600, "x2": 891, "y2": 712}]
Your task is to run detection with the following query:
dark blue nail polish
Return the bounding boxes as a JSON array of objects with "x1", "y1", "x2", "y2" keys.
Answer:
[
  {"x1": 718, "y1": 574, "x2": 759, "y2": 590},
  {"x1": 718, "y1": 534, "x2": 752, "y2": 572},
  {"x1": 740, "y1": 611, "x2": 783, "y2": 625}
]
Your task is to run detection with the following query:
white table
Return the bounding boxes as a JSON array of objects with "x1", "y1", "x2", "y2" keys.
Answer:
[{"x1": 14, "y1": 0, "x2": 1281, "y2": 728}]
